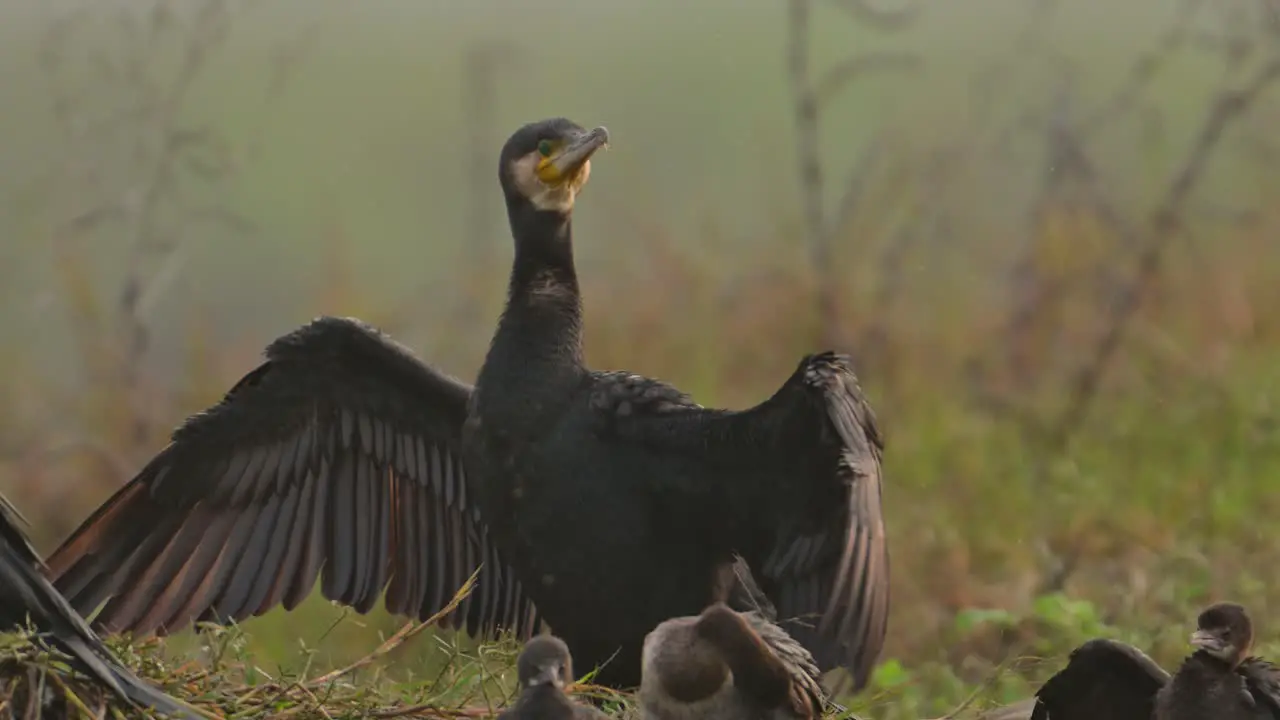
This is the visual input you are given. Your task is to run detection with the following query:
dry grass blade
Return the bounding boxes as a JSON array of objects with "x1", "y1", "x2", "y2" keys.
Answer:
[
  {"x1": 0, "y1": 571, "x2": 504, "y2": 719},
  {"x1": 924, "y1": 655, "x2": 1033, "y2": 720},
  {"x1": 306, "y1": 568, "x2": 481, "y2": 690}
]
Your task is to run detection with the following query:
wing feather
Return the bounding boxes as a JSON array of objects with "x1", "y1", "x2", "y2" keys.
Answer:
[
  {"x1": 285, "y1": 466, "x2": 329, "y2": 610},
  {"x1": 44, "y1": 316, "x2": 537, "y2": 640},
  {"x1": 1030, "y1": 638, "x2": 1168, "y2": 720},
  {"x1": 750, "y1": 353, "x2": 889, "y2": 690},
  {"x1": 1239, "y1": 657, "x2": 1280, "y2": 719},
  {"x1": 589, "y1": 352, "x2": 889, "y2": 689},
  {"x1": 0, "y1": 493, "x2": 200, "y2": 718}
]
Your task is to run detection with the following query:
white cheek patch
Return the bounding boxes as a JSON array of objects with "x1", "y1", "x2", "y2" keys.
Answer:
[
  {"x1": 530, "y1": 185, "x2": 577, "y2": 213},
  {"x1": 510, "y1": 154, "x2": 587, "y2": 213}
]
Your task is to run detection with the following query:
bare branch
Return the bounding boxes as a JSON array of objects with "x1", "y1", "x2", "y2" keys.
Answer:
[
  {"x1": 1265, "y1": 0, "x2": 1280, "y2": 38},
  {"x1": 814, "y1": 52, "x2": 922, "y2": 106},
  {"x1": 854, "y1": 148, "x2": 953, "y2": 370},
  {"x1": 829, "y1": 0, "x2": 922, "y2": 32},
  {"x1": 1051, "y1": 56, "x2": 1280, "y2": 448},
  {"x1": 786, "y1": 0, "x2": 838, "y2": 347},
  {"x1": 786, "y1": 0, "x2": 923, "y2": 350},
  {"x1": 40, "y1": 0, "x2": 305, "y2": 463},
  {"x1": 1080, "y1": 0, "x2": 1206, "y2": 135}
]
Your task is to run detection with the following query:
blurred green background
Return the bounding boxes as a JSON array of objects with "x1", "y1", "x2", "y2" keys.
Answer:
[{"x1": 1, "y1": 0, "x2": 1279, "y2": 716}]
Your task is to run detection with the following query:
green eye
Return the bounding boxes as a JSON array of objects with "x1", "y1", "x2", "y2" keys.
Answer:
[{"x1": 537, "y1": 140, "x2": 553, "y2": 157}]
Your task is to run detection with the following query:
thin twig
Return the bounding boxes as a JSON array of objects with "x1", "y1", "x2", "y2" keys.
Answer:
[
  {"x1": 306, "y1": 569, "x2": 480, "y2": 689},
  {"x1": 785, "y1": 0, "x2": 922, "y2": 351},
  {"x1": 1051, "y1": 56, "x2": 1280, "y2": 447}
]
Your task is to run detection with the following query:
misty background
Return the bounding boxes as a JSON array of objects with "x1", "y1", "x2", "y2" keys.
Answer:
[{"x1": 0, "y1": 0, "x2": 1278, "y2": 716}]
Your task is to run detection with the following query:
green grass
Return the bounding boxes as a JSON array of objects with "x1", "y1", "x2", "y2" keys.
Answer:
[{"x1": 9, "y1": 590, "x2": 1280, "y2": 719}]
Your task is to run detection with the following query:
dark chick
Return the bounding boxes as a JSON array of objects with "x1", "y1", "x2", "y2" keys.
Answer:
[
  {"x1": 42, "y1": 118, "x2": 888, "y2": 689},
  {"x1": 1031, "y1": 602, "x2": 1280, "y2": 720},
  {"x1": 0, "y1": 493, "x2": 199, "y2": 719},
  {"x1": 639, "y1": 602, "x2": 826, "y2": 720},
  {"x1": 1154, "y1": 602, "x2": 1280, "y2": 720},
  {"x1": 498, "y1": 635, "x2": 610, "y2": 720}
]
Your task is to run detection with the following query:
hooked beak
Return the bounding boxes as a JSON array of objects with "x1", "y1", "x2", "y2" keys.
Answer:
[
  {"x1": 544, "y1": 126, "x2": 610, "y2": 184},
  {"x1": 1190, "y1": 629, "x2": 1229, "y2": 655},
  {"x1": 527, "y1": 662, "x2": 564, "y2": 689}
]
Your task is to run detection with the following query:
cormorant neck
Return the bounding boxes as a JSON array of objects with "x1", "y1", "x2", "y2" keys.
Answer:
[
  {"x1": 507, "y1": 206, "x2": 582, "y2": 302},
  {"x1": 1189, "y1": 649, "x2": 1235, "y2": 670},
  {"x1": 477, "y1": 204, "x2": 585, "y2": 418}
]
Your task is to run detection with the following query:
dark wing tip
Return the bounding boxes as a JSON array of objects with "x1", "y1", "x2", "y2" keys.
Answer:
[
  {"x1": 0, "y1": 492, "x2": 40, "y2": 567},
  {"x1": 268, "y1": 315, "x2": 386, "y2": 356},
  {"x1": 758, "y1": 352, "x2": 889, "y2": 691},
  {"x1": 1239, "y1": 657, "x2": 1280, "y2": 717},
  {"x1": 816, "y1": 358, "x2": 890, "y2": 689},
  {"x1": 1032, "y1": 638, "x2": 1168, "y2": 720},
  {"x1": 801, "y1": 353, "x2": 883, "y2": 450},
  {"x1": 267, "y1": 316, "x2": 442, "y2": 379},
  {"x1": 0, "y1": 510, "x2": 197, "y2": 718},
  {"x1": 1065, "y1": 638, "x2": 1169, "y2": 683}
]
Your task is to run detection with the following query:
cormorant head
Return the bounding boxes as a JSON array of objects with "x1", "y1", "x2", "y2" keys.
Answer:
[
  {"x1": 516, "y1": 635, "x2": 574, "y2": 691},
  {"x1": 1191, "y1": 602, "x2": 1254, "y2": 666},
  {"x1": 499, "y1": 118, "x2": 610, "y2": 215}
]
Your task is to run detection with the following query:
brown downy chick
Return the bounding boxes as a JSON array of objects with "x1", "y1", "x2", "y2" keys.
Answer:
[
  {"x1": 499, "y1": 636, "x2": 611, "y2": 720},
  {"x1": 639, "y1": 603, "x2": 825, "y2": 720}
]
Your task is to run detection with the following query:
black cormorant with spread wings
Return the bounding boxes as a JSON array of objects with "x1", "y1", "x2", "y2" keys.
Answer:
[
  {"x1": 1031, "y1": 602, "x2": 1280, "y2": 720},
  {"x1": 0, "y1": 492, "x2": 199, "y2": 718},
  {"x1": 43, "y1": 118, "x2": 889, "y2": 689}
]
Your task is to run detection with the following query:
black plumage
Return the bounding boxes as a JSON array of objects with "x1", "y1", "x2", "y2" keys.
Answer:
[
  {"x1": 0, "y1": 492, "x2": 199, "y2": 719},
  {"x1": 1154, "y1": 603, "x2": 1280, "y2": 720},
  {"x1": 498, "y1": 635, "x2": 610, "y2": 720},
  {"x1": 43, "y1": 117, "x2": 889, "y2": 689},
  {"x1": 1030, "y1": 639, "x2": 1169, "y2": 720},
  {"x1": 1031, "y1": 602, "x2": 1280, "y2": 720},
  {"x1": 639, "y1": 600, "x2": 827, "y2": 720}
]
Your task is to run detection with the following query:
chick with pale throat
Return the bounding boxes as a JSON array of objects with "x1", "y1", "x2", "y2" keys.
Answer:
[{"x1": 498, "y1": 635, "x2": 610, "y2": 720}]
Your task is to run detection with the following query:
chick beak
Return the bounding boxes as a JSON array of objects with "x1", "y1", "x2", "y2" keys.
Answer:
[
  {"x1": 1190, "y1": 629, "x2": 1228, "y2": 654},
  {"x1": 528, "y1": 662, "x2": 564, "y2": 689},
  {"x1": 547, "y1": 126, "x2": 610, "y2": 182}
]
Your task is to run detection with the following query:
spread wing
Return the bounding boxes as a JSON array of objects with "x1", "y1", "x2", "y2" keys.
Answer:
[
  {"x1": 752, "y1": 353, "x2": 888, "y2": 691},
  {"x1": 1030, "y1": 638, "x2": 1169, "y2": 720},
  {"x1": 1239, "y1": 657, "x2": 1280, "y2": 719},
  {"x1": 599, "y1": 352, "x2": 889, "y2": 690},
  {"x1": 45, "y1": 316, "x2": 539, "y2": 640},
  {"x1": 0, "y1": 493, "x2": 200, "y2": 718}
]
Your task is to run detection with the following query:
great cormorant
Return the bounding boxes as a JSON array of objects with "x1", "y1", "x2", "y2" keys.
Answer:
[
  {"x1": 42, "y1": 117, "x2": 889, "y2": 689},
  {"x1": 498, "y1": 635, "x2": 610, "y2": 720},
  {"x1": 1031, "y1": 602, "x2": 1280, "y2": 720},
  {"x1": 639, "y1": 602, "x2": 826, "y2": 720},
  {"x1": 0, "y1": 493, "x2": 199, "y2": 719}
]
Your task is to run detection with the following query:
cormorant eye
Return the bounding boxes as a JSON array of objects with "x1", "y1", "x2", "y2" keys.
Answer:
[{"x1": 538, "y1": 140, "x2": 553, "y2": 157}]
